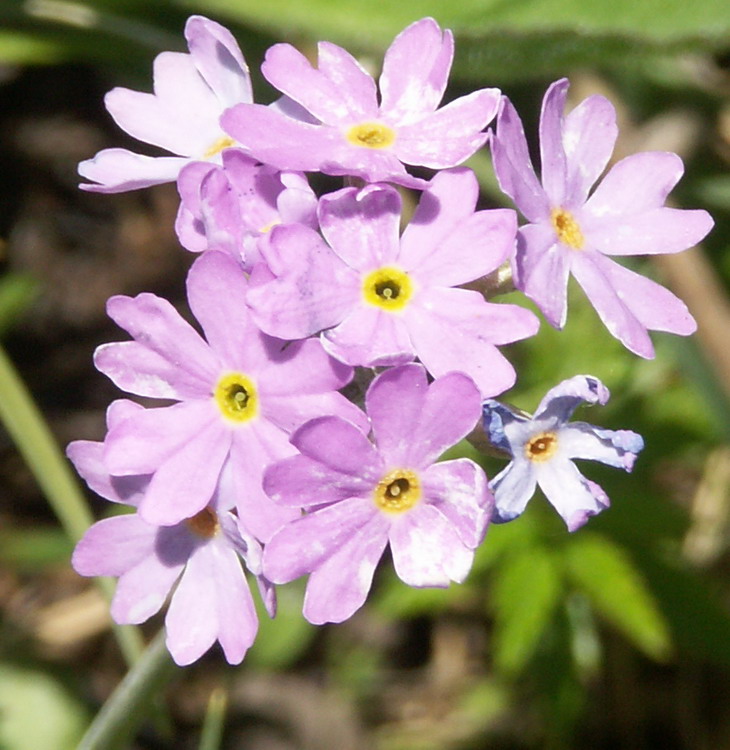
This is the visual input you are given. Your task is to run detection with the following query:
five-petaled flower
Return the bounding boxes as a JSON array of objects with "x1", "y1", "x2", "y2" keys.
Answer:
[
  {"x1": 491, "y1": 78, "x2": 713, "y2": 358},
  {"x1": 221, "y1": 17, "x2": 501, "y2": 187},
  {"x1": 262, "y1": 364, "x2": 493, "y2": 624},
  {"x1": 482, "y1": 375, "x2": 644, "y2": 531}
]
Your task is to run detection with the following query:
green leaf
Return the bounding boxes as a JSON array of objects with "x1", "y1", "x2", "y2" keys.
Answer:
[
  {"x1": 562, "y1": 532, "x2": 672, "y2": 660},
  {"x1": 491, "y1": 544, "x2": 563, "y2": 675},
  {"x1": 0, "y1": 664, "x2": 89, "y2": 750}
]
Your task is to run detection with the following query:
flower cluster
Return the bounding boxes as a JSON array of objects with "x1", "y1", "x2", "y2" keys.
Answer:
[{"x1": 72, "y1": 15, "x2": 711, "y2": 665}]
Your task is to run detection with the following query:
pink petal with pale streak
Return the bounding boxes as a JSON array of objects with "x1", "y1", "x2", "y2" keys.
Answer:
[
  {"x1": 379, "y1": 18, "x2": 454, "y2": 120},
  {"x1": 404, "y1": 287, "x2": 537, "y2": 397},
  {"x1": 185, "y1": 15, "x2": 252, "y2": 108},
  {"x1": 164, "y1": 544, "x2": 217, "y2": 665},
  {"x1": 78, "y1": 149, "x2": 188, "y2": 193},
  {"x1": 138, "y1": 417, "x2": 231, "y2": 525},
  {"x1": 366, "y1": 364, "x2": 429, "y2": 465},
  {"x1": 562, "y1": 94, "x2": 618, "y2": 206},
  {"x1": 185, "y1": 252, "x2": 262, "y2": 372},
  {"x1": 492, "y1": 97, "x2": 550, "y2": 223},
  {"x1": 263, "y1": 454, "x2": 375, "y2": 509},
  {"x1": 317, "y1": 42, "x2": 379, "y2": 121},
  {"x1": 319, "y1": 185, "x2": 402, "y2": 271},
  {"x1": 585, "y1": 206, "x2": 713, "y2": 256},
  {"x1": 95, "y1": 341, "x2": 211, "y2": 401},
  {"x1": 421, "y1": 459, "x2": 491, "y2": 548},
  {"x1": 538, "y1": 78, "x2": 570, "y2": 205},
  {"x1": 394, "y1": 89, "x2": 498, "y2": 167},
  {"x1": 103, "y1": 293, "x2": 220, "y2": 389},
  {"x1": 256, "y1": 337, "x2": 353, "y2": 397},
  {"x1": 536, "y1": 459, "x2": 609, "y2": 532},
  {"x1": 570, "y1": 252, "x2": 654, "y2": 358},
  {"x1": 405, "y1": 372, "x2": 482, "y2": 468},
  {"x1": 262, "y1": 42, "x2": 363, "y2": 124},
  {"x1": 72, "y1": 515, "x2": 157, "y2": 577},
  {"x1": 247, "y1": 223, "x2": 359, "y2": 340},
  {"x1": 583, "y1": 151, "x2": 685, "y2": 218},
  {"x1": 321, "y1": 303, "x2": 415, "y2": 367},
  {"x1": 407, "y1": 206, "x2": 516, "y2": 288},
  {"x1": 302, "y1": 510, "x2": 389, "y2": 624},
  {"x1": 67, "y1": 439, "x2": 148, "y2": 506},
  {"x1": 263, "y1": 497, "x2": 379, "y2": 584},
  {"x1": 588, "y1": 253, "x2": 696, "y2": 337},
  {"x1": 104, "y1": 400, "x2": 217, "y2": 476},
  {"x1": 517, "y1": 223, "x2": 571, "y2": 329},
  {"x1": 290, "y1": 415, "x2": 383, "y2": 480},
  {"x1": 229, "y1": 421, "x2": 300, "y2": 543},
  {"x1": 265, "y1": 391, "x2": 368, "y2": 436},
  {"x1": 111, "y1": 539, "x2": 186, "y2": 624},
  {"x1": 106, "y1": 53, "x2": 220, "y2": 156},
  {"x1": 389, "y1": 503, "x2": 473, "y2": 587}
]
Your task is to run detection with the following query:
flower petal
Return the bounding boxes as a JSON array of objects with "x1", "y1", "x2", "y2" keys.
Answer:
[
  {"x1": 490, "y1": 459, "x2": 538, "y2": 524},
  {"x1": 534, "y1": 374, "x2": 609, "y2": 425},
  {"x1": 559, "y1": 423, "x2": 644, "y2": 471},
  {"x1": 379, "y1": 18, "x2": 453, "y2": 119},
  {"x1": 78, "y1": 149, "x2": 188, "y2": 193},
  {"x1": 538, "y1": 78, "x2": 570, "y2": 205},
  {"x1": 492, "y1": 97, "x2": 550, "y2": 223},
  {"x1": 389, "y1": 503, "x2": 473, "y2": 586},
  {"x1": 317, "y1": 41, "x2": 379, "y2": 121}
]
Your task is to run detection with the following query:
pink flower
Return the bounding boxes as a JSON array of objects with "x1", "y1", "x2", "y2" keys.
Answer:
[
  {"x1": 221, "y1": 18, "x2": 500, "y2": 187},
  {"x1": 262, "y1": 364, "x2": 492, "y2": 624},
  {"x1": 79, "y1": 16, "x2": 252, "y2": 193},
  {"x1": 491, "y1": 78, "x2": 714, "y2": 357},
  {"x1": 247, "y1": 168, "x2": 539, "y2": 397},
  {"x1": 70, "y1": 400, "x2": 274, "y2": 666},
  {"x1": 94, "y1": 251, "x2": 366, "y2": 541},
  {"x1": 175, "y1": 149, "x2": 317, "y2": 271}
]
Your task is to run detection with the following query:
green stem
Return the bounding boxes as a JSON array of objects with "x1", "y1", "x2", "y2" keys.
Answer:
[
  {"x1": 199, "y1": 687, "x2": 228, "y2": 750},
  {"x1": 0, "y1": 342, "x2": 143, "y2": 664},
  {"x1": 78, "y1": 629, "x2": 178, "y2": 750}
]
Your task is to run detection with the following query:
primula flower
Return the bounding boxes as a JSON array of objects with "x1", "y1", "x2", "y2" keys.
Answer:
[
  {"x1": 70, "y1": 400, "x2": 274, "y2": 666},
  {"x1": 79, "y1": 16, "x2": 252, "y2": 193},
  {"x1": 491, "y1": 78, "x2": 714, "y2": 357},
  {"x1": 94, "y1": 250, "x2": 366, "y2": 541},
  {"x1": 221, "y1": 17, "x2": 500, "y2": 187},
  {"x1": 247, "y1": 168, "x2": 538, "y2": 397},
  {"x1": 482, "y1": 374, "x2": 644, "y2": 531},
  {"x1": 262, "y1": 364, "x2": 492, "y2": 624},
  {"x1": 175, "y1": 149, "x2": 317, "y2": 271}
]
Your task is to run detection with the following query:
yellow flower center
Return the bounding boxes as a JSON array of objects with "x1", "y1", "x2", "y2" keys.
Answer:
[
  {"x1": 203, "y1": 135, "x2": 236, "y2": 159},
  {"x1": 524, "y1": 431, "x2": 559, "y2": 462},
  {"x1": 345, "y1": 121, "x2": 396, "y2": 150},
  {"x1": 551, "y1": 208, "x2": 584, "y2": 249},
  {"x1": 362, "y1": 267, "x2": 413, "y2": 312},
  {"x1": 259, "y1": 219, "x2": 281, "y2": 234},
  {"x1": 374, "y1": 469, "x2": 421, "y2": 514},
  {"x1": 214, "y1": 372, "x2": 258, "y2": 423},
  {"x1": 185, "y1": 507, "x2": 220, "y2": 539}
]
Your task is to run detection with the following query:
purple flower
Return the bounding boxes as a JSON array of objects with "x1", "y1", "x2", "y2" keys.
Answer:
[
  {"x1": 247, "y1": 168, "x2": 539, "y2": 397},
  {"x1": 79, "y1": 16, "x2": 252, "y2": 193},
  {"x1": 491, "y1": 78, "x2": 714, "y2": 357},
  {"x1": 221, "y1": 18, "x2": 500, "y2": 187},
  {"x1": 94, "y1": 250, "x2": 366, "y2": 541},
  {"x1": 175, "y1": 149, "x2": 317, "y2": 271},
  {"x1": 69, "y1": 400, "x2": 274, "y2": 666},
  {"x1": 482, "y1": 375, "x2": 644, "y2": 531},
  {"x1": 262, "y1": 364, "x2": 492, "y2": 624}
]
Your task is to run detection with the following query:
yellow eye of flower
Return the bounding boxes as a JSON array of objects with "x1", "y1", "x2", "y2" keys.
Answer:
[
  {"x1": 374, "y1": 469, "x2": 421, "y2": 513},
  {"x1": 345, "y1": 122, "x2": 396, "y2": 150},
  {"x1": 525, "y1": 431, "x2": 559, "y2": 462},
  {"x1": 214, "y1": 372, "x2": 258, "y2": 423},
  {"x1": 362, "y1": 267, "x2": 413, "y2": 312},
  {"x1": 204, "y1": 135, "x2": 236, "y2": 159},
  {"x1": 551, "y1": 208, "x2": 584, "y2": 249}
]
